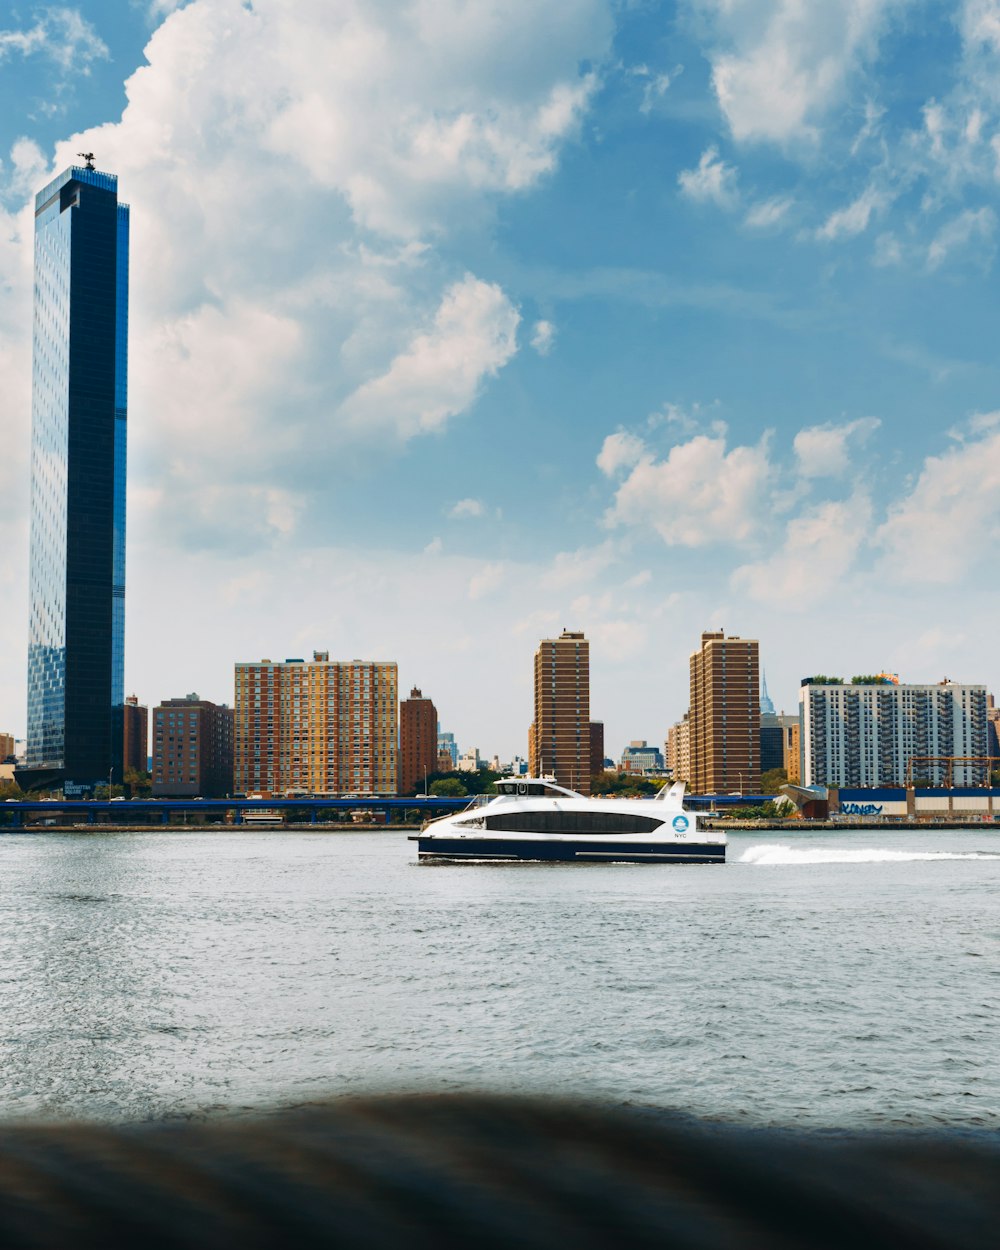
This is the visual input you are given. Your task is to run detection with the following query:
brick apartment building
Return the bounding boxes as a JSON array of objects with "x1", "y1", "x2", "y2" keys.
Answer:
[
  {"x1": 398, "y1": 687, "x2": 438, "y2": 796},
  {"x1": 152, "y1": 695, "x2": 234, "y2": 797}
]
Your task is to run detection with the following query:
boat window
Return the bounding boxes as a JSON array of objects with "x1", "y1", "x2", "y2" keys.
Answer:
[{"x1": 484, "y1": 811, "x2": 664, "y2": 835}]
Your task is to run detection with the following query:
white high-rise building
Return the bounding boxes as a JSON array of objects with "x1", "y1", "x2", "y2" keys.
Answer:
[{"x1": 801, "y1": 680, "x2": 988, "y2": 787}]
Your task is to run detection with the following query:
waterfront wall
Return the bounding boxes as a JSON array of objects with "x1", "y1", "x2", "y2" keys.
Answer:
[{"x1": 834, "y1": 787, "x2": 1000, "y2": 818}]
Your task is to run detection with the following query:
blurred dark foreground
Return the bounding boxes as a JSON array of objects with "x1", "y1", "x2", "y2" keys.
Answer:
[{"x1": 1, "y1": 1094, "x2": 997, "y2": 1248}]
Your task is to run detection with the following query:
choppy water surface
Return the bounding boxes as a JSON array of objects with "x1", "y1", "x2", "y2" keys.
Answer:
[{"x1": 1, "y1": 826, "x2": 998, "y2": 1128}]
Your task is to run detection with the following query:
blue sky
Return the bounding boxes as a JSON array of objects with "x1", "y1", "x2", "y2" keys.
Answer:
[{"x1": 1, "y1": 0, "x2": 998, "y2": 758}]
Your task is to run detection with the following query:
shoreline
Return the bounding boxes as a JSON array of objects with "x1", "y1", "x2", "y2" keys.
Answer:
[{"x1": 705, "y1": 819, "x2": 1000, "y2": 831}]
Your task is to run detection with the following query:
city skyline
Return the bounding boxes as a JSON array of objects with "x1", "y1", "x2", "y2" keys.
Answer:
[{"x1": 2, "y1": 3, "x2": 1000, "y2": 759}]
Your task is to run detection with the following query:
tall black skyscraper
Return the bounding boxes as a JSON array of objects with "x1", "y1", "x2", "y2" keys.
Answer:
[{"x1": 19, "y1": 163, "x2": 129, "y2": 794}]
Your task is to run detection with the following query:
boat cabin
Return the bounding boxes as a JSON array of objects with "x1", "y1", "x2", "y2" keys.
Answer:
[{"x1": 494, "y1": 778, "x2": 581, "y2": 799}]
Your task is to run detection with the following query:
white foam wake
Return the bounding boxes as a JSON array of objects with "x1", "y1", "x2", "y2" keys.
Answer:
[{"x1": 739, "y1": 843, "x2": 1000, "y2": 865}]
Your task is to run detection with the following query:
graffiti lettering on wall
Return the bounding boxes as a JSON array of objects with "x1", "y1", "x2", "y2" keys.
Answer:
[{"x1": 842, "y1": 802, "x2": 884, "y2": 816}]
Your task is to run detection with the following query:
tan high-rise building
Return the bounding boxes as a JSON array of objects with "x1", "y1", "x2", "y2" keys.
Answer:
[
  {"x1": 689, "y1": 630, "x2": 760, "y2": 794},
  {"x1": 781, "y1": 715, "x2": 801, "y2": 784},
  {"x1": 529, "y1": 629, "x2": 590, "y2": 794},
  {"x1": 234, "y1": 652, "x2": 397, "y2": 796},
  {"x1": 0, "y1": 732, "x2": 15, "y2": 762},
  {"x1": 399, "y1": 687, "x2": 438, "y2": 796},
  {"x1": 666, "y1": 713, "x2": 691, "y2": 782}
]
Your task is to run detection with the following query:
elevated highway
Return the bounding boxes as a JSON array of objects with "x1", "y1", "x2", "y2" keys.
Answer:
[{"x1": 0, "y1": 793, "x2": 773, "y2": 828}]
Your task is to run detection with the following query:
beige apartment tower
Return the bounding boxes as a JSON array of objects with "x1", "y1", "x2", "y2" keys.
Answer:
[
  {"x1": 234, "y1": 652, "x2": 398, "y2": 796},
  {"x1": 689, "y1": 630, "x2": 760, "y2": 794},
  {"x1": 529, "y1": 629, "x2": 590, "y2": 794}
]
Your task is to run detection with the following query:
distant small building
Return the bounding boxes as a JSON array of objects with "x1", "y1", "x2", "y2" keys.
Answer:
[
  {"x1": 457, "y1": 748, "x2": 481, "y2": 772},
  {"x1": 153, "y1": 695, "x2": 234, "y2": 797},
  {"x1": 619, "y1": 740, "x2": 665, "y2": 775},
  {"x1": 0, "y1": 732, "x2": 15, "y2": 764},
  {"x1": 589, "y1": 721, "x2": 604, "y2": 779},
  {"x1": 760, "y1": 716, "x2": 784, "y2": 773},
  {"x1": 437, "y1": 730, "x2": 458, "y2": 769}
]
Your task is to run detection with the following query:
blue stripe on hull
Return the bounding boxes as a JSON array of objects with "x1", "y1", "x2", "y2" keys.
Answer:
[{"x1": 416, "y1": 837, "x2": 725, "y2": 864}]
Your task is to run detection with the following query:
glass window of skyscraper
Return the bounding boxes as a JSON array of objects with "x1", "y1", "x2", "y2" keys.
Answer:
[{"x1": 21, "y1": 164, "x2": 129, "y2": 794}]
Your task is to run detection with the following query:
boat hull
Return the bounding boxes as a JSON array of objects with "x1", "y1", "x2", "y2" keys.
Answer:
[{"x1": 414, "y1": 836, "x2": 725, "y2": 864}]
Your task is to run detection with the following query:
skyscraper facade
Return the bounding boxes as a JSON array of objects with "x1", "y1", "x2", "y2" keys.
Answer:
[
  {"x1": 529, "y1": 629, "x2": 590, "y2": 794},
  {"x1": 689, "y1": 630, "x2": 760, "y2": 794},
  {"x1": 398, "y1": 686, "x2": 438, "y2": 796},
  {"x1": 234, "y1": 653, "x2": 398, "y2": 795},
  {"x1": 22, "y1": 163, "x2": 129, "y2": 792}
]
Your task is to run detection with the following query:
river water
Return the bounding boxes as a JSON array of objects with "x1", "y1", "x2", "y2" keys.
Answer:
[{"x1": 1, "y1": 826, "x2": 998, "y2": 1128}]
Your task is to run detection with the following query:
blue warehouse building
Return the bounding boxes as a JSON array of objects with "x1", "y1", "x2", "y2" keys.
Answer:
[{"x1": 19, "y1": 163, "x2": 129, "y2": 794}]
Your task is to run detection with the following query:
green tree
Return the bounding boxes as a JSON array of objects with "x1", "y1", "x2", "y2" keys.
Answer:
[
  {"x1": 429, "y1": 777, "x2": 468, "y2": 797},
  {"x1": 420, "y1": 769, "x2": 501, "y2": 797},
  {"x1": 124, "y1": 768, "x2": 152, "y2": 798},
  {"x1": 590, "y1": 771, "x2": 664, "y2": 797},
  {"x1": 759, "y1": 767, "x2": 788, "y2": 794}
]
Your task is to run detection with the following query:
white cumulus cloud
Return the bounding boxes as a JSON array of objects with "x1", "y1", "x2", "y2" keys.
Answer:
[
  {"x1": 677, "y1": 145, "x2": 739, "y2": 208},
  {"x1": 530, "y1": 319, "x2": 556, "y2": 355},
  {"x1": 816, "y1": 184, "x2": 890, "y2": 240},
  {"x1": 3, "y1": 0, "x2": 610, "y2": 558},
  {"x1": 744, "y1": 196, "x2": 793, "y2": 229},
  {"x1": 449, "y1": 497, "x2": 486, "y2": 519},
  {"x1": 926, "y1": 206, "x2": 997, "y2": 269},
  {"x1": 793, "y1": 417, "x2": 880, "y2": 478},
  {"x1": 603, "y1": 430, "x2": 774, "y2": 547},
  {"x1": 0, "y1": 8, "x2": 108, "y2": 72},
  {"x1": 731, "y1": 493, "x2": 873, "y2": 603},
  {"x1": 340, "y1": 275, "x2": 520, "y2": 441},
  {"x1": 875, "y1": 415, "x2": 1000, "y2": 583},
  {"x1": 597, "y1": 430, "x2": 648, "y2": 477},
  {"x1": 700, "y1": 0, "x2": 907, "y2": 145}
]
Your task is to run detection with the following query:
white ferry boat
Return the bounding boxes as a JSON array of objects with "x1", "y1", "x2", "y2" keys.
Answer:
[{"x1": 410, "y1": 777, "x2": 725, "y2": 864}]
